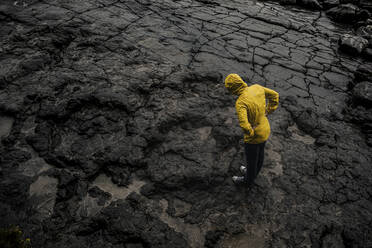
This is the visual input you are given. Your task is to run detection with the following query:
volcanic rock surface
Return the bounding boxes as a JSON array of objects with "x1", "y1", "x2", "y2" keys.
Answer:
[{"x1": 1, "y1": 0, "x2": 372, "y2": 247}]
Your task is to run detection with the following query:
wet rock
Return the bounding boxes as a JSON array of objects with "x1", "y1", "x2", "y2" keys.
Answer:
[
  {"x1": 339, "y1": 34, "x2": 369, "y2": 54},
  {"x1": 326, "y1": 4, "x2": 360, "y2": 23},
  {"x1": 352, "y1": 81, "x2": 372, "y2": 107},
  {"x1": 29, "y1": 175, "x2": 58, "y2": 220}
]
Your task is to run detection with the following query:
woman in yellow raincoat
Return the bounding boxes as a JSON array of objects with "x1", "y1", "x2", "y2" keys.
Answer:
[{"x1": 224, "y1": 74, "x2": 279, "y2": 186}]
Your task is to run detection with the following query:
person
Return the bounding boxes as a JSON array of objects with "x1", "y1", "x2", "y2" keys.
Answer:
[{"x1": 224, "y1": 74, "x2": 279, "y2": 186}]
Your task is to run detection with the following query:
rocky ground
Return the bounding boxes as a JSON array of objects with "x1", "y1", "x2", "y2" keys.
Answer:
[{"x1": 0, "y1": 0, "x2": 372, "y2": 247}]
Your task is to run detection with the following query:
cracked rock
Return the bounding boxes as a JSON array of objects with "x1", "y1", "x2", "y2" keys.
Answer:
[{"x1": 0, "y1": 0, "x2": 372, "y2": 247}]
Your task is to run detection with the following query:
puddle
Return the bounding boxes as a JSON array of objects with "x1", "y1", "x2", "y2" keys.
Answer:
[
  {"x1": 222, "y1": 224, "x2": 269, "y2": 248},
  {"x1": 222, "y1": 232, "x2": 266, "y2": 248},
  {"x1": 77, "y1": 174, "x2": 146, "y2": 217},
  {"x1": 0, "y1": 116, "x2": 14, "y2": 139},
  {"x1": 20, "y1": 116, "x2": 36, "y2": 136},
  {"x1": 92, "y1": 174, "x2": 146, "y2": 200},
  {"x1": 288, "y1": 124, "x2": 315, "y2": 145},
  {"x1": 197, "y1": 126, "x2": 212, "y2": 141},
  {"x1": 159, "y1": 199, "x2": 206, "y2": 248},
  {"x1": 78, "y1": 194, "x2": 105, "y2": 218},
  {"x1": 29, "y1": 176, "x2": 58, "y2": 219},
  {"x1": 19, "y1": 157, "x2": 52, "y2": 177}
]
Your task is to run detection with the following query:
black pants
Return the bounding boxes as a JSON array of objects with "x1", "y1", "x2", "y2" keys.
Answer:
[{"x1": 244, "y1": 141, "x2": 266, "y2": 186}]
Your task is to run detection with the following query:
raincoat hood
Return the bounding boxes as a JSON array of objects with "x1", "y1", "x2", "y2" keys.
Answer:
[{"x1": 225, "y1": 74, "x2": 248, "y2": 95}]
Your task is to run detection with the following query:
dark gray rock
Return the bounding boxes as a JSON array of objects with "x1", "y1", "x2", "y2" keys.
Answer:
[
  {"x1": 339, "y1": 34, "x2": 369, "y2": 54},
  {"x1": 353, "y1": 81, "x2": 372, "y2": 107},
  {"x1": 326, "y1": 4, "x2": 360, "y2": 23}
]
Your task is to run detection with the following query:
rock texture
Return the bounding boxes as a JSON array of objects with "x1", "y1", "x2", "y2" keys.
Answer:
[
  {"x1": 339, "y1": 34, "x2": 368, "y2": 53},
  {"x1": 274, "y1": 0, "x2": 372, "y2": 60},
  {"x1": 0, "y1": 0, "x2": 372, "y2": 247}
]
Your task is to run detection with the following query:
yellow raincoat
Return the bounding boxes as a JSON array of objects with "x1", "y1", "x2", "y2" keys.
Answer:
[{"x1": 225, "y1": 74, "x2": 279, "y2": 144}]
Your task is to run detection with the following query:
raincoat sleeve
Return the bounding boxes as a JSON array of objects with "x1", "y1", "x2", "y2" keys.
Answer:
[
  {"x1": 235, "y1": 99, "x2": 254, "y2": 137},
  {"x1": 263, "y1": 86, "x2": 279, "y2": 114}
]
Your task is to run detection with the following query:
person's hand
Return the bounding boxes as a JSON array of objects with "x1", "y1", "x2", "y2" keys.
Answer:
[{"x1": 244, "y1": 128, "x2": 254, "y2": 137}]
